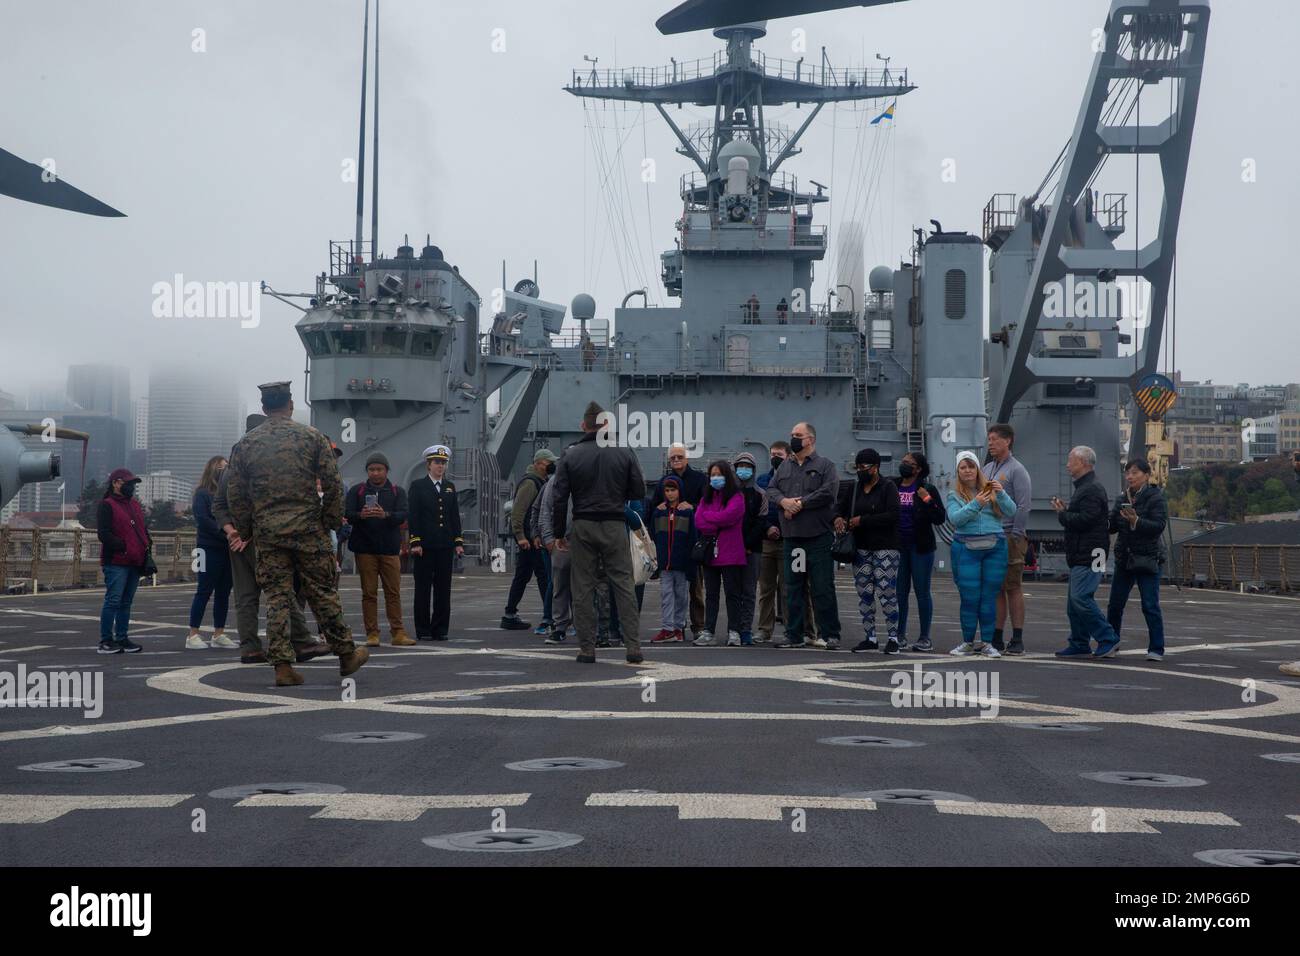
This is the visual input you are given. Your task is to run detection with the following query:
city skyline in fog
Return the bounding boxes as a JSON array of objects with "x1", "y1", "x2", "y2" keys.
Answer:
[{"x1": 2, "y1": 0, "x2": 1298, "y2": 403}]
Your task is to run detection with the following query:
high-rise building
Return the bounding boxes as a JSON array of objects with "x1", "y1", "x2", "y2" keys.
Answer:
[
  {"x1": 132, "y1": 398, "x2": 149, "y2": 450},
  {"x1": 137, "y1": 471, "x2": 193, "y2": 507},
  {"x1": 66, "y1": 364, "x2": 131, "y2": 422},
  {"x1": 61, "y1": 413, "x2": 128, "y2": 494},
  {"x1": 146, "y1": 369, "x2": 239, "y2": 485},
  {"x1": 0, "y1": 389, "x2": 16, "y2": 410}
]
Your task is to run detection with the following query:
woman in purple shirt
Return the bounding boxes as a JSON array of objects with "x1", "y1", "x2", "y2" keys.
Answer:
[
  {"x1": 693, "y1": 461, "x2": 749, "y2": 646},
  {"x1": 894, "y1": 452, "x2": 948, "y2": 653}
]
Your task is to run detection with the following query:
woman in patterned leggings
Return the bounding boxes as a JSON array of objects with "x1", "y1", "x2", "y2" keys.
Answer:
[
  {"x1": 945, "y1": 451, "x2": 1017, "y2": 657},
  {"x1": 835, "y1": 448, "x2": 902, "y2": 654}
]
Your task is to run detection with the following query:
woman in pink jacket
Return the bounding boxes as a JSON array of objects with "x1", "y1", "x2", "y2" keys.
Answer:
[{"x1": 693, "y1": 460, "x2": 749, "y2": 646}]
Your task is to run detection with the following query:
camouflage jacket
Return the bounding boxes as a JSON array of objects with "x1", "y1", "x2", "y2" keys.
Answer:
[{"x1": 225, "y1": 416, "x2": 342, "y2": 552}]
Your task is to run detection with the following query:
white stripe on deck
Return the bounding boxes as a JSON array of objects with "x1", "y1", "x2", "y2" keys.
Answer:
[
  {"x1": 0, "y1": 793, "x2": 192, "y2": 824},
  {"x1": 234, "y1": 792, "x2": 530, "y2": 821}
]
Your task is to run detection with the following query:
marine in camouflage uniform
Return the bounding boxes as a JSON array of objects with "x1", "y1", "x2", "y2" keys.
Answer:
[{"x1": 224, "y1": 382, "x2": 366, "y2": 684}]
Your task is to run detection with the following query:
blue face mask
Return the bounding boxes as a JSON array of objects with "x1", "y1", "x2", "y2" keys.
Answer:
[
  {"x1": 709, "y1": 476, "x2": 726, "y2": 490},
  {"x1": 736, "y1": 467, "x2": 754, "y2": 481}
]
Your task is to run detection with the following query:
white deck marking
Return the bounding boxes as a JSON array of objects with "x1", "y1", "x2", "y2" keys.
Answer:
[
  {"x1": 586, "y1": 792, "x2": 876, "y2": 820},
  {"x1": 932, "y1": 800, "x2": 1240, "y2": 833},
  {"x1": 0, "y1": 793, "x2": 192, "y2": 824},
  {"x1": 0, "y1": 646, "x2": 53, "y2": 654},
  {"x1": 234, "y1": 792, "x2": 530, "y2": 821}
]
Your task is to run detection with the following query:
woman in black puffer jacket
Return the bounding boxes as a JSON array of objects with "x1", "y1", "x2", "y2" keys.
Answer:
[{"x1": 1106, "y1": 458, "x2": 1168, "y2": 662}]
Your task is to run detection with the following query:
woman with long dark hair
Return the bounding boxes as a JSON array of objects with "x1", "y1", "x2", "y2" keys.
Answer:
[
  {"x1": 96, "y1": 468, "x2": 151, "y2": 654},
  {"x1": 186, "y1": 456, "x2": 235, "y2": 649},
  {"x1": 692, "y1": 460, "x2": 749, "y2": 646},
  {"x1": 894, "y1": 451, "x2": 948, "y2": 652}
]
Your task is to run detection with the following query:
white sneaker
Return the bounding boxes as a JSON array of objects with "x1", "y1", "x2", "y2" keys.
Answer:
[
  {"x1": 185, "y1": 634, "x2": 208, "y2": 650},
  {"x1": 949, "y1": 642, "x2": 975, "y2": 656},
  {"x1": 726, "y1": 631, "x2": 741, "y2": 647},
  {"x1": 1145, "y1": 651, "x2": 1164, "y2": 662},
  {"x1": 753, "y1": 631, "x2": 772, "y2": 644},
  {"x1": 978, "y1": 643, "x2": 1002, "y2": 658},
  {"x1": 693, "y1": 630, "x2": 715, "y2": 647},
  {"x1": 210, "y1": 634, "x2": 238, "y2": 649},
  {"x1": 807, "y1": 637, "x2": 829, "y2": 649}
]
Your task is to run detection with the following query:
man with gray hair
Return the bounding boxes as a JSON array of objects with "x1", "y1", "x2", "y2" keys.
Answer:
[
  {"x1": 651, "y1": 441, "x2": 708, "y2": 636},
  {"x1": 1050, "y1": 445, "x2": 1120, "y2": 658}
]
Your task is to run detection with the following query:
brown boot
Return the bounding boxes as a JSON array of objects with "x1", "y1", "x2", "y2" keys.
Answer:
[
  {"x1": 274, "y1": 663, "x2": 304, "y2": 686},
  {"x1": 340, "y1": 647, "x2": 370, "y2": 677},
  {"x1": 391, "y1": 633, "x2": 417, "y2": 647}
]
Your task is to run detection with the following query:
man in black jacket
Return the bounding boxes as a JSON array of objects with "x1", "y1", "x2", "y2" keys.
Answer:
[
  {"x1": 345, "y1": 452, "x2": 413, "y2": 647},
  {"x1": 1106, "y1": 458, "x2": 1167, "y2": 661},
  {"x1": 551, "y1": 401, "x2": 647, "y2": 664},
  {"x1": 1051, "y1": 445, "x2": 1120, "y2": 659},
  {"x1": 408, "y1": 444, "x2": 464, "y2": 641}
]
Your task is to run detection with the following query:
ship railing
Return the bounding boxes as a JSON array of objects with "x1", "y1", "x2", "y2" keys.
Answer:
[
  {"x1": 0, "y1": 528, "x2": 201, "y2": 592},
  {"x1": 568, "y1": 53, "x2": 722, "y2": 91},
  {"x1": 601, "y1": 345, "x2": 855, "y2": 375},
  {"x1": 731, "y1": 306, "x2": 832, "y2": 326},
  {"x1": 752, "y1": 51, "x2": 907, "y2": 90},
  {"x1": 852, "y1": 409, "x2": 905, "y2": 432},
  {"x1": 680, "y1": 224, "x2": 827, "y2": 251}
]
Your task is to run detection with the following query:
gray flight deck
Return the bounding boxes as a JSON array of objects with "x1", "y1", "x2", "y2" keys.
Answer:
[{"x1": 1, "y1": 573, "x2": 1297, "y2": 866}]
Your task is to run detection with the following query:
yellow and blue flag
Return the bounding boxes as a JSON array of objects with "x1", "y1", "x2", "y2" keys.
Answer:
[{"x1": 870, "y1": 101, "x2": 896, "y2": 125}]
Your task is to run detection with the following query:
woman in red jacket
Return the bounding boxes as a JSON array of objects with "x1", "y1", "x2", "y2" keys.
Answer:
[
  {"x1": 693, "y1": 461, "x2": 749, "y2": 646},
  {"x1": 96, "y1": 468, "x2": 152, "y2": 654}
]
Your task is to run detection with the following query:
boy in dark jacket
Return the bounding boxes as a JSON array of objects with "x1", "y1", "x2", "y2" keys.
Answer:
[
  {"x1": 345, "y1": 451, "x2": 413, "y2": 647},
  {"x1": 650, "y1": 475, "x2": 696, "y2": 643}
]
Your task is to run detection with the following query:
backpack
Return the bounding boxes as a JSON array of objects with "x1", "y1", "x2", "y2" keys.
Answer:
[{"x1": 519, "y1": 473, "x2": 546, "y2": 539}]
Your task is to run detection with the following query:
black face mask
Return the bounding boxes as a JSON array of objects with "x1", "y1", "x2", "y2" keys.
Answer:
[
  {"x1": 770, "y1": 456, "x2": 784, "y2": 471},
  {"x1": 120, "y1": 483, "x2": 136, "y2": 499},
  {"x1": 899, "y1": 463, "x2": 916, "y2": 479},
  {"x1": 858, "y1": 468, "x2": 876, "y2": 483},
  {"x1": 789, "y1": 436, "x2": 805, "y2": 454},
  {"x1": 546, "y1": 461, "x2": 556, "y2": 476}
]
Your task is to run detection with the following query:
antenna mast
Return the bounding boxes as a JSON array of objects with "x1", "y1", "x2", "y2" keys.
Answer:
[
  {"x1": 354, "y1": 0, "x2": 370, "y2": 266},
  {"x1": 371, "y1": 0, "x2": 380, "y2": 263}
]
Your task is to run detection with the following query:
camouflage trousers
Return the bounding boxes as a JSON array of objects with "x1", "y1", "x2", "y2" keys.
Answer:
[{"x1": 256, "y1": 545, "x2": 355, "y2": 665}]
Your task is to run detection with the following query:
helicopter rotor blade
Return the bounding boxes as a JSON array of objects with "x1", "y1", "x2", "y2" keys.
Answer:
[{"x1": 0, "y1": 147, "x2": 125, "y2": 217}]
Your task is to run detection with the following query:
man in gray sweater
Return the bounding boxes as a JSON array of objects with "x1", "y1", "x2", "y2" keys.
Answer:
[{"x1": 765, "y1": 421, "x2": 842, "y2": 649}]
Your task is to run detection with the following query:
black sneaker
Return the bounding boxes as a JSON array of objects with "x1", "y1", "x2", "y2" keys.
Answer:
[
  {"x1": 851, "y1": 639, "x2": 879, "y2": 653},
  {"x1": 884, "y1": 638, "x2": 901, "y2": 655},
  {"x1": 626, "y1": 654, "x2": 644, "y2": 665},
  {"x1": 991, "y1": 639, "x2": 1005, "y2": 652},
  {"x1": 896, "y1": 636, "x2": 910, "y2": 651},
  {"x1": 1005, "y1": 638, "x2": 1025, "y2": 655},
  {"x1": 432, "y1": 633, "x2": 449, "y2": 641},
  {"x1": 543, "y1": 630, "x2": 567, "y2": 645},
  {"x1": 500, "y1": 616, "x2": 531, "y2": 631},
  {"x1": 911, "y1": 637, "x2": 934, "y2": 653},
  {"x1": 595, "y1": 637, "x2": 612, "y2": 649},
  {"x1": 576, "y1": 654, "x2": 596, "y2": 664},
  {"x1": 97, "y1": 641, "x2": 123, "y2": 655},
  {"x1": 116, "y1": 638, "x2": 142, "y2": 653},
  {"x1": 774, "y1": 639, "x2": 807, "y2": 649},
  {"x1": 416, "y1": 634, "x2": 435, "y2": 642}
]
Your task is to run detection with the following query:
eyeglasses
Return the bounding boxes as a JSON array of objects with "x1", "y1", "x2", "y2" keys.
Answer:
[{"x1": 669, "y1": 455, "x2": 685, "y2": 461}]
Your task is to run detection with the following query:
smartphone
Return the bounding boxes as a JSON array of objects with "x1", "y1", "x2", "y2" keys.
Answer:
[{"x1": 365, "y1": 493, "x2": 379, "y2": 509}]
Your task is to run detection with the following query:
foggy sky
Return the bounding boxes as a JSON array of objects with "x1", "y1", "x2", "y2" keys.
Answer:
[{"x1": 2, "y1": 0, "x2": 1297, "y2": 406}]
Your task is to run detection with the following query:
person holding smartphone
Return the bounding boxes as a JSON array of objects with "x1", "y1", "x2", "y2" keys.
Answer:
[
  {"x1": 345, "y1": 452, "x2": 414, "y2": 647},
  {"x1": 1106, "y1": 459, "x2": 1167, "y2": 661}
]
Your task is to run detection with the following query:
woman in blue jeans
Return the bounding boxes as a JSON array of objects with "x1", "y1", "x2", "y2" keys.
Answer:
[
  {"x1": 945, "y1": 451, "x2": 1017, "y2": 658},
  {"x1": 1106, "y1": 458, "x2": 1167, "y2": 662},
  {"x1": 894, "y1": 452, "x2": 948, "y2": 653},
  {"x1": 96, "y1": 468, "x2": 152, "y2": 654},
  {"x1": 186, "y1": 456, "x2": 236, "y2": 650}
]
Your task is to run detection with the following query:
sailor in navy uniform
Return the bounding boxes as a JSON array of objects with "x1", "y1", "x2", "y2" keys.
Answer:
[{"x1": 408, "y1": 444, "x2": 464, "y2": 640}]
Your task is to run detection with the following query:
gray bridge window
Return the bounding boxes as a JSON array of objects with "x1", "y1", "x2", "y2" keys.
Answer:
[
  {"x1": 944, "y1": 269, "x2": 966, "y2": 319},
  {"x1": 411, "y1": 330, "x2": 443, "y2": 357}
]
